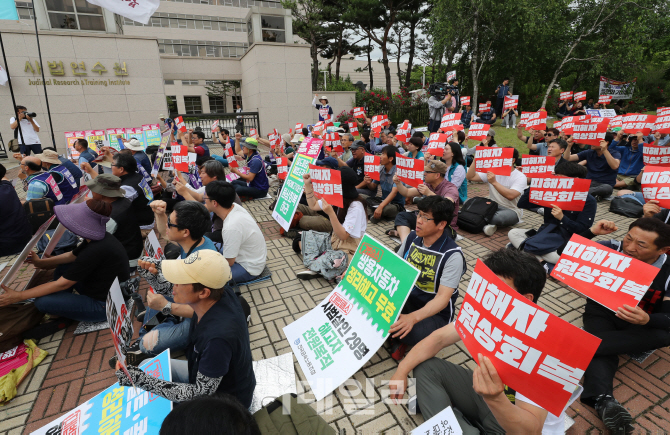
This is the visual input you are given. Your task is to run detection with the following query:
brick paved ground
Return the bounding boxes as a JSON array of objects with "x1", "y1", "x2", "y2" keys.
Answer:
[{"x1": 2, "y1": 157, "x2": 670, "y2": 434}]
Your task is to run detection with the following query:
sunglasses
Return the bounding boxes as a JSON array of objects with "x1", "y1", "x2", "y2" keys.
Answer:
[{"x1": 167, "y1": 214, "x2": 181, "y2": 229}]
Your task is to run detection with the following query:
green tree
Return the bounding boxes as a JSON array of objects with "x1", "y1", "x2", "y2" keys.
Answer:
[{"x1": 204, "y1": 80, "x2": 241, "y2": 113}]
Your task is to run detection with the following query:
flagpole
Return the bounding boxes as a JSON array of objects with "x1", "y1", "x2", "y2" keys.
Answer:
[
  {"x1": 0, "y1": 30, "x2": 27, "y2": 149},
  {"x1": 30, "y1": 10, "x2": 57, "y2": 152}
]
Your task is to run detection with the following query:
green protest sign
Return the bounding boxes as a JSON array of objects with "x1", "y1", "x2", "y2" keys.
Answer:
[{"x1": 272, "y1": 153, "x2": 315, "y2": 231}]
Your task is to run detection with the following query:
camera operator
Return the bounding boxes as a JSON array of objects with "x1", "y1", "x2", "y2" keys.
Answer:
[
  {"x1": 10, "y1": 106, "x2": 42, "y2": 156},
  {"x1": 428, "y1": 86, "x2": 455, "y2": 133}
]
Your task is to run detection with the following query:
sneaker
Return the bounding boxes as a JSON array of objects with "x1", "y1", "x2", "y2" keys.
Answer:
[
  {"x1": 407, "y1": 395, "x2": 420, "y2": 414},
  {"x1": 370, "y1": 216, "x2": 381, "y2": 224},
  {"x1": 283, "y1": 229, "x2": 299, "y2": 239},
  {"x1": 296, "y1": 270, "x2": 321, "y2": 280},
  {"x1": 512, "y1": 124, "x2": 516, "y2": 128},
  {"x1": 595, "y1": 395, "x2": 634, "y2": 434},
  {"x1": 391, "y1": 343, "x2": 407, "y2": 361},
  {"x1": 506, "y1": 125, "x2": 510, "y2": 129},
  {"x1": 483, "y1": 224, "x2": 497, "y2": 236},
  {"x1": 125, "y1": 341, "x2": 152, "y2": 367},
  {"x1": 593, "y1": 195, "x2": 602, "y2": 202},
  {"x1": 455, "y1": 234, "x2": 464, "y2": 242}
]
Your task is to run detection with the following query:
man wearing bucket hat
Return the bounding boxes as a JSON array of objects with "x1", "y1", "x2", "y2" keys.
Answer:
[
  {"x1": 85, "y1": 174, "x2": 143, "y2": 263},
  {"x1": 115, "y1": 250, "x2": 256, "y2": 408},
  {"x1": 229, "y1": 136, "x2": 269, "y2": 199},
  {"x1": 0, "y1": 199, "x2": 130, "y2": 322},
  {"x1": 36, "y1": 149, "x2": 78, "y2": 204},
  {"x1": 312, "y1": 93, "x2": 333, "y2": 122},
  {"x1": 122, "y1": 138, "x2": 152, "y2": 175}
]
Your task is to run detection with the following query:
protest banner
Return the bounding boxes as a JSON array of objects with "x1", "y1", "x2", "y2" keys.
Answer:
[
  {"x1": 396, "y1": 155, "x2": 424, "y2": 188},
  {"x1": 642, "y1": 144, "x2": 670, "y2": 167},
  {"x1": 106, "y1": 278, "x2": 133, "y2": 382},
  {"x1": 144, "y1": 230, "x2": 165, "y2": 261},
  {"x1": 174, "y1": 116, "x2": 186, "y2": 132},
  {"x1": 143, "y1": 124, "x2": 162, "y2": 148},
  {"x1": 622, "y1": 113, "x2": 657, "y2": 136},
  {"x1": 520, "y1": 155, "x2": 556, "y2": 178},
  {"x1": 553, "y1": 120, "x2": 563, "y2": 131},
  {"x1": 312, "y1": 121, "x2": 325, "y2": 137},
  {"x1": 65, "y1": 131, "x2": 85, "y2": 159},
  {"x1": 467, "y1": 123, "x2": 490, "y2": 141},
  {"x1": 171, "y1": 144, "x2": 189, "y2": 172},
  {"x1": 504, "y1": 95, "x2": 519, "y2": 110},
  {"x1": 456, "y1": 260, "x2": 601, "y2": 416},
  {"x1": 295, "y1": 122, "x2": 304, "y2": 131},
  {"x1": 269, "y1": 129, "x2": 282, "y2": 149},
  {"x1": 324, "y1": 132, "x2": 343, "y2": 156},
  {"x1": 590, "y1": 109, "x2": 617, "y2": 118},
  {"x1": 31, "y1": 350, "x2": 173, "y2": 435},
  {"x1": 0, "y1": 216, "x2": 56, "y2": 289},
  {"x1": 474, "y1": 147, "x2": 514, "y2": 176},
  {"x1": 560, "y1": 91, "x2": 573, "y2": 101},
  {"x1": 296, "y1": 137, "x2": 324, "y2": 159},
  {"x1": 447, "y1": 70, "x2": 456, "y2": 81},
  {"x1": 309, "y1": 164, "x2": 344, "y2": 208},
  {"x1": 642, "y1": 166, "x2": 670, "y2": 208},
  {"x1": 277, "y1": 157, "x2": 289, "y2": 180},
  {"x1": 371, "y1": 115, "x2": 386, "y2": 135},
  {"x1": 478, "y1": 102, "x2": 491, "y2": 113},
  {"x1": 225, "y1": 166, "x2": 249, "y2": 183},
  {"x1": 658, "y1": 107, "x2": 670, "y2": 116},
  {"x1": 210, "y1": 120, "x2": 219, "y2": 133},
  {"x1": 395, "y1": 120, "x2": 411, "y2": 142},
  {"x1": 128, "y1": 127, "x2": 147, "y2": 148},
  {"x1": 598, "y1": 95, "x2": 613, "y2": 104},
  {"x1": 551, "y1": 235, "x2": 660, "y2": 312},
  {"x1": 354, "y1": 107, "x2": 366, "y2": 119},
  {"x1": 250, "y1": 128, "x2": 258, "y2": 138},
  {"x1": 364, "y1": 153, "x2": 381, "y2": 181},
  {"x1": 574, "y1": 91, "x2": 587, "y2": 101},
  {"x1": 283, "y1": 234, "x2": 420, "y2": 401},
  {"x1": 85, "y1": 130, "x2": 106, "y2": 152},
  {"x1": 518, "y1": 112, "x2": 533, "y2": 127},
  {"x1": 440, "y1": 113, "x2": 463, "y2": 131},
  {"x1": 609, "y1": 115, "x2": 623, "y2": 130},
  {"x1": 411, "y1": 407, "x2": 462, "y2": 435},
  {"x1": 460, "y1": 96, "x2": 470, "y2": 106},
  {"x1": 528, "y1": 177, "x2": 591, "y2": 211},
  {"x1": 599, "y1": 76, "x2": 636, "y2": 99},
  {"x1": 525, "y1": 111, "x2": 547, "y2": 131},
  {"x1": 348, "y1": 122, "x2": 360, "y2": 138},
  {"x1": 272, "y1": 153, "x2": 315, "y2": 231},
  {"x1": 654, "y1": 114, "x2": 670, "y2": 134},
  {"x1": 572, "y1": 119, "x2": 608, "y2": 146},
  {"x1": 323, "y1": 114, "x2": 335, "y2": 128},
  {"x1": 225, "y1": 143, "x2": 239, "y2": 168},
  {"x1": 150, "y1": 131, "x2": 172, "y2": 177},
  {"x1": 427, "y1": 133, "x2": 449, "y2": 156},
  {"x1": 161, "y1": 151, "x2": 173, "y2": 170},
  {"x1": 105, "y1": 128, "x2": 117, "y2": 146}
]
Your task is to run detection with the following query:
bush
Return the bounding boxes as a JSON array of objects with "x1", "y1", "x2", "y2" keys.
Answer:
[{"x1": 317, "y1": 75, "x2": 358, "y2": 92}]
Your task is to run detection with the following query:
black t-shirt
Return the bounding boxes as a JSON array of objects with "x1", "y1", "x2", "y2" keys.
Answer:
[
  {"x1": 110, "y1": 198, "x2": 144, "y2": 260},
  {"x1": 62, "y1": 233, "x2": 130, "y2": 301},
  {"x1": 347, "y1": 157, "x2": 365, "y2": 184},
  {"x1": 187, "y1": 286, "x2": 256, "y2": 408}
]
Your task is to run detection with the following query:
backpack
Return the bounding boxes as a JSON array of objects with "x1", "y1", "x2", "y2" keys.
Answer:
[
  {"x1": 0, "y1": 304, "x2": 45, "y2": 353},
  {"x1": 36, "y1": 229, "x2": 79, "y2": 256},
  {"x1": 457, "y1": 197, "x2": 498, "y2": 233},
  {"x1": 23, "y1": 198, "x2": 55, "y2": 234},
  {"x1": 609, "y1": 196, "x2": 643, "y2": 218},
  {"x1": 253, "y1": 394, "x2": 336, "y2": 435}
]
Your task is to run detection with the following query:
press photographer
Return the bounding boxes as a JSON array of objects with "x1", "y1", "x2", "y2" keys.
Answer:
[
  {"x1": 10, "y1": 105, "x2": 42, "y2": 156},
  {"x1": 427, "y1": 83, "x2": 456, "y2": 133}
]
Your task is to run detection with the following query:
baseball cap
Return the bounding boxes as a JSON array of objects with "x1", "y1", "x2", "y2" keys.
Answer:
[
  {"x1": 350, "y1": 140, "x2": 365, "y2": 150},
  {"x1": 425, "y1": 160, "x2": 448, "y2": 175},
  {"x1": 162, "y1": 250, "x2": 232, "y2": 289},
  {"x1": 316, "y1": 157, "x2": 338, "y2": 170},
  {"x1": 85, "y1": 174, "x2": 124, "y2": 198}
]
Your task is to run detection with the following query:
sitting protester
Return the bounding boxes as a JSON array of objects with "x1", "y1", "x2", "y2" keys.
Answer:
[
  {"x1": 389, "y1": 249, "x2": 556, "y2": 434},
  {"x1": 466, "y1": 148, "x2": 526, "y2": 236},
  {"x1": 159, "y1": 395, "x2": 261, "y2": 435},
  {"x1": 175, "y1": 160, "x2": 228, "y2": 203},
  {"x1": 523, "y1": 128, "x2": 559, "y2": 157},
  {"x1": 575, "y1": 219, "x2": 670, "y2": 433},
  {"x1": 181, "y1": 129, "x2": 211, "y2": 157},
  {"x1": 230, "y1": 137, "x2": 269, "y2": 199},
  {"x1": 75, "y1": 138, "x2": 99, "y2": 170},
  {"x1": 508, "y1": 161, "x2": 596, "y2": 265},
  {"x1": 562, "y1": 132, "x2": 621, "y2": 200},
  {"x1": 334, "y1": 140, "x2": 368, "y2": 195},
  {"x1": 122, "y1": 138, "x2": 152, "y2": 175},
  {"x1": 516, "y1": 125, "x2": 546, "y2": 156},
  {"x1": 293, "y1": 167, "x2": 367, "y2": 281},
  {"x1": 405, "y1": 137, "x2": 425, "y2": 159},
  {"x1": 475, "y1": 101, "x2": 497, "y2": 125},
  {"x1": 204, "y1": 181, "x2": 267, "y2": 283},
  {"x1": 389, "y1": 196, "x2": 466, "y2": 360},
  {"x1": 18, "y1": 155, "x2": 67, "y2": 206},
  {"x1": 460, "y1": 105, "x2": 473, "y2": 129},
  {"x1": 0, "y1": 200, "x2": 129, "y2": 322},
  {"x1": 442, "y1": 141, "x2": 467, "y2": 204},
  {"x1": 464, "y1": 129, "x2": 497, "y2": 158},
  {"x1": 364, "y1": 145, "x2": 405, "y2": 224},
  {"x1": 293, "y1": 158, "x2": 340, "y2": 234},
  {"x1": 35, "y1": 150, "x2": 78, "y2": 205},
  {"x1": 612, "y1": 131, "x2": 649, "y2": 190},
  {"x1": 110, "y1": 152, "x2": 155, "y2": 226},
  {"x1": 501, "y1": 106, "x2": 518, "y2": 128},
  {"x1": 0, "y1": 163, "x2": 32, "y2": 256},
  {"x1": 115, "y1": 250, "x2": 256, "y2": 408},
  {"x1": 391, "y1": 161, "x2": 460, "y2": 243}
]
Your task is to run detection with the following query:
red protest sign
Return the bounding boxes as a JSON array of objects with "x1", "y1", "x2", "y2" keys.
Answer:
[
  {"x1": 324, "y1": 132, "x2": 343, "y2": 156},
  {"x1": 312, "y1": 121, "x2": 325, "y2": 137},
  {"x1": 323, "y1": 114, "x2": 334, "y2": 127},
  {"x1": 277, "y1": 157, "x2": 289, "y2": 180},
  {"x1": 249, "y1": 128, "x2": 258, "y2": 138},
  {"x1": 559, "y1": 91, "x2": 573, "y2": 101},
  {"x1": 654, "y1": 114, "x2": 670, "y2": 134},
  {"x1": 309, "y1": 164, "x2": 343, "y2": 208},
  {"x1": 598, "y1": 95, "x2": 612, "y2": 104},
  {"x1": 520, "y1": 155, "x2": 556, "y2": 178},
  {"x1": 657, "y1": 107, "x2": 670, "y2": 117},
  {"x1": 295, "y1": 123, "x2": 304, "y2": 131},
  {"x1": 609, "y1": 115, "x2": 623, "y2": 130},
  {"x1": 225, "y1": 144, "x2": 239, "y2": 168},
  {"x1": 460, "y1": 96, "x2": 471, "y2": 106},
  {"x1": 427, "y1": 133, "x2": 449, "y2": 153},
  {"x1": 552, "y1": 235, "x2": 660, "y2": 312},
  {"x1": 395, "y1": 120, "x2": 411, "y2": 142},
  {"x1": 504, "y1": 96, "x2": 518, "y2": 110},
  {"x1": 559, "y1": 115, "x2": 591, "y2": 135},
  {"x1": 642, "y1": 166, "x2": 670, "y2": 207},
  {"x1": 348, "y1": 122, "x2": 360, "y2": 137},
  {"x1": 396, "y1": 155, "x2": 424, "y2": 188},
  {"x1": 643, "y1": 144, "x2": 670, "y2": 166},
  {"x1": 440, "y1": 113, "x2": 463, "y2": 131},
  {"x1": 553, "y1": 120, "x2": 563, "y2": 131},
  {"x1": 171, "y1": 144, "x2": 189, "y2": 172},
  {"x1": 175, "y1": 116, "x2": 186, "y2": 132},
  {"x1": 364, "y1": 153, "x2": 380, "y2": 181},
  {"x1": 371, "y1": 115, "x2": 386, "y2": 133},
  {"x1": 519, "y1": 112, "x2": 533, "y2": 127},
  {"x1": 529, "y1": 176, "x2": 591, "y2": 211},
  {"x1": 525, "y1": 111, "x2": 548, "y2": 131},
  {"x1": 353, "y1": 107, "x2": 366, "y2": 119},
  {"x1": 474, "y1": 147, "x2": 514, "y2": 176},
  {"x1": 574, "y1": 91, "x2": 587, "y2": 101},
  {"x1": 297, "y1": 137, "x2": 324, "y2": 159},
  {"x1": 456, "y1": 260, "x2": 601, "y2": 417},
  {"x1": 467, "y1": 123, "x2": 490, "y2": 141},
  {"x1": 572, "y1": 119, "x2": 608, "y2": 146},
  {"x1": 622, "y1": 113, "x2": 657, "y2": 136},
  {"x1": 478, "y1": 103, "x2": 491, "y2": 113}
]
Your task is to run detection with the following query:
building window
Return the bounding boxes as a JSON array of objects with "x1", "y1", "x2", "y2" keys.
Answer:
[
  {"x1": 208, "y1": 96, "x2": 225, "y2": 113},
  {"x1": 122, "y1": 13, "x2": 247, "y2": 32},
  {"x1": 164, "y1": 79, "x2": 175, "y2": 85},
  {"x1": 45, "y1": 0, "x2": 105, "y2": 31},
  {"x1": 15, "y1": 1, "x2": 34, "y2": 19},
  {"x1": 167, "y1": 95, "x2": 178, "y2": 116},
  {"x1": 163, "y1": 0, "x2": 282, "y2": 8},
  {"x1": 260, "y1": 15, "x2": 285, "y2": 43},
  {"x1": 232, "y1": 95, "x2": 242, "y2": 109},
  {"x1": 158, "y1": 39, "x2": 248, "y2": 59},
  {"x1": 182, "y1": 80, "x2": 199, "y2": 85},
  {"x1": 205, "y1": 80, "x2": 223, "y2": 86},
  {"x1": 184, "y1": 96, "x2": 203, "y2": 114}
]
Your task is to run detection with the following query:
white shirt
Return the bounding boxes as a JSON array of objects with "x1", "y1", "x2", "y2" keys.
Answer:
[
  {"x1": 221, "y1": 204, "x2": 267, "y2": 276},
  {"x1": 476, "y1": 169, "x2": 527, "y2": 219},
  {"x1": 516, "y1": 385, "x2": 582, "y2": 435},
  {"x1": 317, "y1": 200, "x2": 367, "y2": 238},
  {"x1": 10, "y1": 117, "x2": 40, "y2": 145}
]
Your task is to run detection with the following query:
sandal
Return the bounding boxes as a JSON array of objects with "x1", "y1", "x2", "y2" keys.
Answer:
[{"x1": 385, "y1": 229, "x2": 399, "y2": 238}]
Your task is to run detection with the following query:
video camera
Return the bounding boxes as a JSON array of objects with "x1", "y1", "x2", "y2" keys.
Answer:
[{"x1": 428, "y1": 83, "x2": 458, "y2": 100}]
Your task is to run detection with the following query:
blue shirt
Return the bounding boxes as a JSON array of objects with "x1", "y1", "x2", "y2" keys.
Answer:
[
  {"x1": 247, "y1": 153, "x2": 269, "y2": 192},
  {"x1": 479, "y1": 110, "x2": 494, "y2": 121},
  {"x1": 461, "y1": 110, "x2": 473, "y2": 128},
  {"x1": 497, "y1": 84, "x2": 509, "y2": 98},
  {"x1": 133, "y1": 151, "x2": 152, "y2": 175},
  {"x1": 577, "y1": 148, "x2": 622, "y2": 186},
  {"x1": 611, "y1": 143, "x2": 644, "y2": 176},
  {"x1": 372, "y1": 165, "x2": 404, "y2": 205},
  {"x1": 179, "y1": 236, "x2": 217, "y2": 258},
  {"x1": 58, "y1": 156, "x2": 82, "y2": 182}
]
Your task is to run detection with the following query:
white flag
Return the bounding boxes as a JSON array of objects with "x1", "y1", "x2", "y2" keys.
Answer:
[
  {"x1": 85, "y1": 0, "x2": 158, "y2": 24},
  {"x1": 447, "y1": 70, "x2": 457, "y2": 81},
  {"x1": 0, "y1": 65, "x2": 7, "y2": 86}
]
